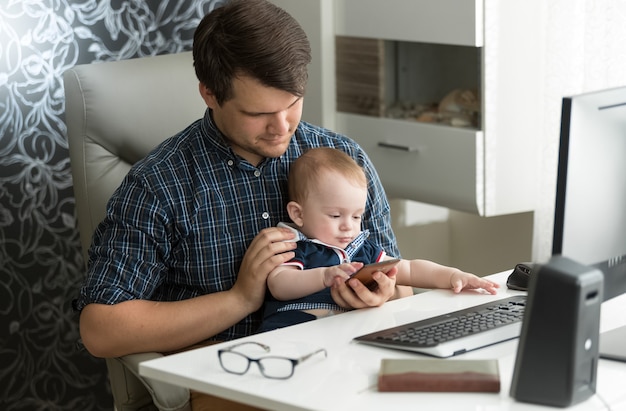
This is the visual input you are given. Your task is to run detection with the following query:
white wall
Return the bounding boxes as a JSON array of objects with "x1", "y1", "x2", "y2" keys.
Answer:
[
  {"x1": 390, "y1": 199, "x2": 532, "y2": 276},
  {"x1": 532, "y1": 1, "x2": 626, "y2": 263}
]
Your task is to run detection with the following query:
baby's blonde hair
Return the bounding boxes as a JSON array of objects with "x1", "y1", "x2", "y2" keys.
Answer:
[{"x1": 288, "y1": 147, "x2": 367, "y2": 203}]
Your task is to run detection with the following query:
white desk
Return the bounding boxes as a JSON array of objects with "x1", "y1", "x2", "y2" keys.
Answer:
[{"x1": 139, "y1": 271, "x2": 626, "y2": 411}]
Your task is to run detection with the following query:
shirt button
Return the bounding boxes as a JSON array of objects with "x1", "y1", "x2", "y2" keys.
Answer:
[
  {"x1": 262, "y1": 212, "x2": 270, "y2": 220},
  {"x1": 254, "y1": 170, "x2": 261, "y2": 177},
  {"x1": 227, "y1": 160, "x2": 234, "y2": 166}
]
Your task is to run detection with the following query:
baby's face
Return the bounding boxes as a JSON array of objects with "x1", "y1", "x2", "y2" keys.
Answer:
[{"x1": 298, "y1": 171, "x2": 367, "y2": 249}]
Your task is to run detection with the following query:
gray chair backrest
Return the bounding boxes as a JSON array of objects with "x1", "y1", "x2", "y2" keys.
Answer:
[
  {"x1": 64, "y1": 52, "x2": 204, "y2": 411},
  {"x1": 64, "y1": 52, "x2": 205, "y2": 263}
]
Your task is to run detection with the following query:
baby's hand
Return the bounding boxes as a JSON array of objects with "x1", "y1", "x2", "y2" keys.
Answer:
[
  {"x1": 323, "y1": 262, "x2": 363, "y2": 287},
  {"x1": 450, "y1": 271, "x2": 500, "y2": 295}
]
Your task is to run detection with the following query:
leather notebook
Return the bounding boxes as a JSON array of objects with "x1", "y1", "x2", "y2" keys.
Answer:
[{"x1": 378, "y1": 358, "x2": 500, "y2": 392}]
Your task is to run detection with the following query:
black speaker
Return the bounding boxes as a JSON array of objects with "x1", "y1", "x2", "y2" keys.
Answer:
[{"x1": 510, "y1": 256, "x2": 603, "y2": 407}]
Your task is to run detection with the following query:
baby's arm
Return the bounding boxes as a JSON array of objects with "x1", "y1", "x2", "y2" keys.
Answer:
[
  {"x1": 394, "y1": 259, "x2": 499, "y2": 295},
  {"x1": 267, "y1": 262, "x2": 363, "y2": 301}
]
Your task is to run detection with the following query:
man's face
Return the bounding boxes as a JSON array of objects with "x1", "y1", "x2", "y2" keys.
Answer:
[{"x1": 200, "y1": 75, "x2": 303, "y2": 166}]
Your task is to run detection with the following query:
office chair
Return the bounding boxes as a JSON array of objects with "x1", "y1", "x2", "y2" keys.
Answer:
[{"x1": 64, "y1": 52, "x2": 205, "y2": 411}]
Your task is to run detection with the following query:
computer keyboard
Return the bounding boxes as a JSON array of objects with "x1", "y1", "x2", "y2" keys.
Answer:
[{"x1": 354, "y1": 295, "x2": 527, "y2": 358}]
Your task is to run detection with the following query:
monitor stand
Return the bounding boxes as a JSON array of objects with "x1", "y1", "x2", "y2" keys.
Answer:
[{"x1": 594, "y1": 257, "x2": 626, "y2": 362}]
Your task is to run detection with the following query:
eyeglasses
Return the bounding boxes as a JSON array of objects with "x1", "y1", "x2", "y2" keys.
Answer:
[{"x1": 217, "y1": 341, "x2": 327, "y2": 379}]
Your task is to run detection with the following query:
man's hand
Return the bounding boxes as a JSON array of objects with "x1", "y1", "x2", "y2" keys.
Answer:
[
  {"x1": 232, "y1": 227, "x2": 297, "y2": 312},
  {"x1": 330, "y1": 266, "x2": 398, "y2": 309}
]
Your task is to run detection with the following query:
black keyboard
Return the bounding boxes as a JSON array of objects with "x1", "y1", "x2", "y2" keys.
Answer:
[{"x1": 354, "y1": 295, "x2": 527, "y2": 357}]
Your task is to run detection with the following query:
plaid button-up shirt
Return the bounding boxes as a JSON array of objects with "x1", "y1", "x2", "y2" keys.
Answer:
[{"x1": 74, "y1": 109, "x2": 398, "y2": 341}]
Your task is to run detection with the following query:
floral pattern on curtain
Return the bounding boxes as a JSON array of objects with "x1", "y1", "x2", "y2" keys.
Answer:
[{"x1": 0, "y1": 1, "x2": 223, "y2": 409}]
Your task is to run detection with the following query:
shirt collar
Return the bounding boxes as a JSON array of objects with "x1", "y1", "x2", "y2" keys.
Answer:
[
  {"x1": 201, "y1": 109, "x2": 230, "y2": 153},
  {"x1": 277, "y1": 222, "x2": 370, "y2": 261}
]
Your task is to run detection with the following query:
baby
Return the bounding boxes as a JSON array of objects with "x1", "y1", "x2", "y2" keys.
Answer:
[{"x1": 259, "y1": 147, "x2": 498, "y2": 332}]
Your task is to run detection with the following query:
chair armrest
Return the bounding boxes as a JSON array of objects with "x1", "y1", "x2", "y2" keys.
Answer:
[{"x1": 109, "y1": 353, "x2": 190, "y2": 411}]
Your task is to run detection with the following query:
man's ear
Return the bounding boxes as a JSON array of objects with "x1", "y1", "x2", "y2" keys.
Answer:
[
  {"x1": 286, "y1": 201, "x2": 304, "y2": 227},
  {"x1": 198, "y1": 82, "x2": 218, "y2": 109}
]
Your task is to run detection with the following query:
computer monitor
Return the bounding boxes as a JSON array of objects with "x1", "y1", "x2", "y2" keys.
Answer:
[
  {"x1": 552, "y1": 85, "x2": 626, "y2": 362},
  {"x1": 553, "y1": 85, "x2": 626, "y2": 300}
]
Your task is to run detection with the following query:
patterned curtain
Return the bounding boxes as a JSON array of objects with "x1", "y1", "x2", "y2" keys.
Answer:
[{"x1": 0, "y1": 1, "x2": 223, "y2": 409}]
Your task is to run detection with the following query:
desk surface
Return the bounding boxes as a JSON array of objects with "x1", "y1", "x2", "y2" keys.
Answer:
[{"x1": 139, "y1": 271, "x2": 626, "y2": 411}]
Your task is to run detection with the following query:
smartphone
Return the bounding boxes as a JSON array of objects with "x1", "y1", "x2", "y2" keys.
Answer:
[{"x1": 345, "y1": 258, "x2": 401, "y2": 291}]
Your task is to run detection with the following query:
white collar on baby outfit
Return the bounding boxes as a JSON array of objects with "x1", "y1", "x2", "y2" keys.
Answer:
[{"x1": 276, "y1": 222, "x2": 370, "y2": 261}]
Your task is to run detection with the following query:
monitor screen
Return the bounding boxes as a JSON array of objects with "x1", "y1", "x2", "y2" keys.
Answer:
[{"x1": 552, "y1": 85, "x2": 626, "y2": 301}]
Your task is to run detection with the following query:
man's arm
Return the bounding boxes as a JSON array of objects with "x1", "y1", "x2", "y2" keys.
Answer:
[
  {"x1": 79, "y1": 227, "x2": 296, "y2": 358},
  {"x1": 80, "y1": 292, "x2": 251, "y2": 357}
]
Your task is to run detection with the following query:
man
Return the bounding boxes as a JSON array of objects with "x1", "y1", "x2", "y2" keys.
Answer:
[{"x1": 74, "y1": 0, "x2": 404, "y2": 407}]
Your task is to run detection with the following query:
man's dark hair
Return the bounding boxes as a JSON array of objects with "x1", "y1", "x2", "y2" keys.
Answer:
[{"x1": 193, "y1": 0, "x2": 311, "y2": 105}]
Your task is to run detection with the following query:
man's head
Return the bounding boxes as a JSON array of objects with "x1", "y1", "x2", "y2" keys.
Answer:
[
  {"x1": 287, "y1": 148, "x2": 368, "y2": 249},
  {"x1": 193, "y1": 0, "x2": 312, "y2": 166},
  {"x1": 193, "y1": 0, "x2": 311, "y2": 105}
]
